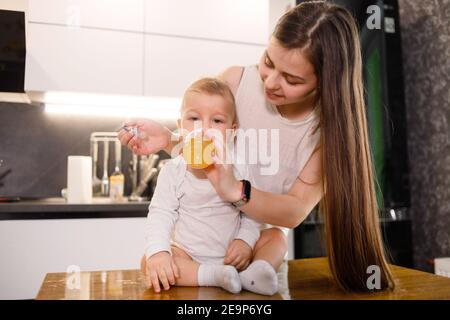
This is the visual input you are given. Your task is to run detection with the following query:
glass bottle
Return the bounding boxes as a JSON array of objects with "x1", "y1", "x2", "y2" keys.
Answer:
[{"x1": 109, "y1": 140, "x2": 125, "y2": 202}]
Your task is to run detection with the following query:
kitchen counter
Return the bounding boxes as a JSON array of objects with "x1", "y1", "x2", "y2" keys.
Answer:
[
  {"x1": 0, "y1": 197, "x2": 150, "y2": 220},
  {"x1": 36, "y1": 257, "x2": 450, "y2": 300}
]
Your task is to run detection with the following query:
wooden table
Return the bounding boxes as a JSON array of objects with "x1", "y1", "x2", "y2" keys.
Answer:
[{"x1": 36, "y1": 257, "x2": 450, "y2": 300}]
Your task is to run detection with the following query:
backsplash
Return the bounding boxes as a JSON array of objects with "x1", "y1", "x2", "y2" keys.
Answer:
[
  {"x1": 0, "y1": 102, "x2": 170, "y2": 198},
  {"x1": 399, "y1": 0, "x2": 450, "y2": 272}
]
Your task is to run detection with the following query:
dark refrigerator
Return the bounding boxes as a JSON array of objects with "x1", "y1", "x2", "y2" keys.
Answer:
[{"x1": 294, "y1": 0, "x2": 413, "y2": 268}]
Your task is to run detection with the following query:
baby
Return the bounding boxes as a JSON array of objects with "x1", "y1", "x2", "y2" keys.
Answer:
[{"x1": 140, "y1": 78, "x2": 277, "y2": 295}]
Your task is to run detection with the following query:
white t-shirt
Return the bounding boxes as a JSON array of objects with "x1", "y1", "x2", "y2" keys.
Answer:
[
  {"x1": 145, "y1": 155, "x2": 262, "y2": 263},
  {"x1": 234, "y1": 65, "x2": 321, "y2": 237},
  {"x1": 235, "y1": 65, "x2": 321, "y2": 195}
]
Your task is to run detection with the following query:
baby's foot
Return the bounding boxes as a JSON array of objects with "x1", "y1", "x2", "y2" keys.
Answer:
[
  {"x1": 198, "y1": 264, "x2": 241, "y2": 294},
  {"x1": 219, "y1": 266, "x2": 242, "y2": 294},
  {"x1": 239, "y1": 260, "x2": 278, "y2": 295}
]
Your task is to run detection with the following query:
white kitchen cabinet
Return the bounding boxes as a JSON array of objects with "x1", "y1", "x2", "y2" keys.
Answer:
[
  {"x1": 28, "y1": 0, "x2": 144, "y2": 32},
  {"x1": 269, "y1": 0, "x2": 297, "y2": 35},
  {"x1": 24, "y1": 0, "x2": 273, "y2": 98},
  {"x1": 25, "y1": 23, "x2": 144, "y2": 95},
  {"x1": 144, "y1": 34, "x2": 265, "y2": 97},
  {"x1": 0, "y1": 218, "x2": 147, "y2": 300},
  {"x1": 145, "y1": 0, "x2": 269, "y2": 45}
]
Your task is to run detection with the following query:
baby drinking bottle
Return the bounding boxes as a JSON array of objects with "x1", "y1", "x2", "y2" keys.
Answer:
[{"x1": 182, "y1": 132, "x2": 215, "y2": 169}]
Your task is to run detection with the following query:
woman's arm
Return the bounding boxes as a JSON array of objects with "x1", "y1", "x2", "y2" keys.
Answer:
[
  {"x1": 241, "y1": 148, "x2": 323, "y2": 228},
  {"x1": 118, "y1": 118, "x2": 180, "y2": 156},
  {"x1": 207, "y1": 147, "x2": 323, "y2": 228}
]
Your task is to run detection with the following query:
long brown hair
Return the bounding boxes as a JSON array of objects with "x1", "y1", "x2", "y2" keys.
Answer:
[{"x1": 274, "y1": 1, "x2": 395, "y2": 291}]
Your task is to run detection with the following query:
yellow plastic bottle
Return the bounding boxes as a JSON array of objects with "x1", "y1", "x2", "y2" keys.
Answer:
[{"x1": 182, "y1": 136, "x2": 215, "y2": 169}]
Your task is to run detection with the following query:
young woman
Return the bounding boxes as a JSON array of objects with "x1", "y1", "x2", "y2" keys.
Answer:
[{"x1": 119, "y1": 1, "x2": 395, "y2": 292}]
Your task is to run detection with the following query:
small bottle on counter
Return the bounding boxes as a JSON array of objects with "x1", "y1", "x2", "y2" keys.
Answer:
[{"x1": 109, "y1": 140, "x2": 125, "y2": 202}]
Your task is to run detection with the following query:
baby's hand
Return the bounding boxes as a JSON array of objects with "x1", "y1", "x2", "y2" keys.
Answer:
[
  {"x1": 146, "y1": 251, "x2": 180, "y2": 292},
  {"x1": 224, "y1": 239, "x2": 253, "y2": 271}
]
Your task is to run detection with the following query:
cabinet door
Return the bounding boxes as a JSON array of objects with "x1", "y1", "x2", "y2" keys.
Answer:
[
  {"x1": 25, "y1": 23, "x2": 143, "y2": 95},
  {"x1": 144, "y1": 34, "x2": 265, "y2": 97},
  {"x1": 145, "y1": 0, "x2": 269, "y2": 44},
  {"x1": 0, "y1": 218, "x2": 146, "y2": 299},
  {"x1": 28, "y1": 0, "x2": 144, "y2": 32}
]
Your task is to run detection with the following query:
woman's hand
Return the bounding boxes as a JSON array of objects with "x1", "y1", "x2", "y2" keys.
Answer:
[
  {"x1": 203, "y1": 133, "x2": 242, "y2": 202},
  {"x1": 117, "y1": 118, "x2": 173, "y2": 156},
  {"x1": 224, "y1": 239, "x2": 253, "y2": 271},
  {"x1": 145, "y1": 251, "x2": 180, "y2": 293}
]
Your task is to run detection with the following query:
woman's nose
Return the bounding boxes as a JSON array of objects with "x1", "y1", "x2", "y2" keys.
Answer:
[{"x1": 265, "y1": 72, "x2": 281, "y2": 90}]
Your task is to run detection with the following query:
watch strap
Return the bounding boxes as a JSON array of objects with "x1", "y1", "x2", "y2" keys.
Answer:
[{"x1": 232, "y1": 179, "x2": 251, "y2": 207}]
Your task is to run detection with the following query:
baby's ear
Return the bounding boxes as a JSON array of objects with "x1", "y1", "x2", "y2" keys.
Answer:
[
  {"x1": 229, "y1": 124, "x2": 237, "y2": 139},
  {"x1": 228, "y1": 124, "x2": 237, "y2": 140}
]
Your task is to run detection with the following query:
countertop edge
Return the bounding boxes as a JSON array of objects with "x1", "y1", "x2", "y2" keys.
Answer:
[{"x1": 0, "y1": 200, "x2": 151, "y2": 220}]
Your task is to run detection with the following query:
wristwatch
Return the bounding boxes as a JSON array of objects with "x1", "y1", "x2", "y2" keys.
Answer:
[{"x1": 232, "y1": 180, "x2": 251, "y2": 207}]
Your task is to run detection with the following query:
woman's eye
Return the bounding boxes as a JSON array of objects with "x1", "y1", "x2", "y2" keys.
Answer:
[
  {"x1": 286, "y1": 80, "x2": 300, "y2": 86},
  {"x1": 285, "y1": 78, "x2": 302, "y2": 86},
  {"x1": 264, "y1": 56, "x2": 273, "y2": 68}
]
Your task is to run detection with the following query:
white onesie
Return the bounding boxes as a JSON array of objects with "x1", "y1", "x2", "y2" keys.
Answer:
[{"x1": 144, "y1": 155, "x2": 262, "y2": 265}]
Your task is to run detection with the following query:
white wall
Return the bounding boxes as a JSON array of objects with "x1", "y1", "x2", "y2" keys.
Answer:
[{"x1": 0, "y1": 0, "x2": 27, "y2": 11}]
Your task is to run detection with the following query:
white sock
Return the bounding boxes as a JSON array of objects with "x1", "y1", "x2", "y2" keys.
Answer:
[
  {"x1": 239, "y1": 260, "x2": 278, "y2": 296},
  {"x1": 198, "y1": 264, "x2": 241, "y2": 294}
]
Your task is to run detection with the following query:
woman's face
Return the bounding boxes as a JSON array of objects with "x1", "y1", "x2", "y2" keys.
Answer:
[{"x1": 258, "y1": 37, "x2": 318, "y2": 106}]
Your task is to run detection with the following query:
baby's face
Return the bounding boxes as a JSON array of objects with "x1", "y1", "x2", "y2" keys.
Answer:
[{"x1": 178, "y1": 91, "x2": 236, "y2": 141}]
